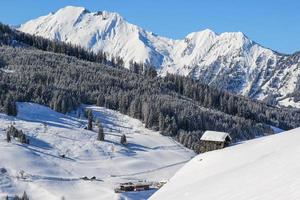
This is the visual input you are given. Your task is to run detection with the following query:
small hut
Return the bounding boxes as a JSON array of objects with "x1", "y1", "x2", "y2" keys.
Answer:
[
  {"x1": 114, "y1": 182, "x2": 151, "y2": 193},
  {"x1": 199, "y1": 131, "x2": 231, "y2": 153}
]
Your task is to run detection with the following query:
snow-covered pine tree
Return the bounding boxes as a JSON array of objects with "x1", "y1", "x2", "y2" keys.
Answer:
[
  {"x1": 6, "y1": 131, "x2": 11, "y2": 143},
  {"x1": 120, "y1": 134, "x2": 127, "y2": 146},
  {"x1": 22, "y1": 191, "x2": 29, "y2": 200},
  {"x1": 4, "y1": 94, "x2": 17, "y2": 116},
  {"x1": 97, "y1": 121, "x2": 105, "y2": 141},
  {"x1": 86, "y1": 109, "x2": 93, "y2": 130},
  {"x1": 19, "y1": 133, "x2": 28, "y2": 144}
]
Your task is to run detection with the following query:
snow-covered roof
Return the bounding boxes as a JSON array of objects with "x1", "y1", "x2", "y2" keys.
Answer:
[{"x1": 200, "y1": 131, "x2": 231, "y2": 142}]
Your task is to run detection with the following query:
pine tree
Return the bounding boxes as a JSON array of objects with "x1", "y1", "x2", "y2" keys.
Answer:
[
  {"x1": 21, "y1": 191, "x2": 29, "y2": 200},
  {"x1": 158, "y1": 112, "x2": 165, "y2": 131},
  {"x1": 14, "y1": 195, "x2": 20, "y2": 200},
  {"x1": 19, "y1": 133, "x2": 28, "y2": 144},
  {"x1": 96, "y1": 95, "x2": 105, "y2": 106},
  {"x1": 97, "y1": 122, "x2": 105, "y2": 141},
  {"x1": 86, "y1": 109, "x2": 93, "y2": 130},
  {"x1": 4, "y1": 94, "x2": 17, "y2": 116},
  {"x1": 61, "y1": 98, "x2": 67, "y2": 114},
  {"x1": 7, "y1": 125, "x2": 18, "y2": 137},
  {"x1": 120, "y1": 134, "x2": 127, "y2": 146},
  {"x1": 6, "y1": 131, "x2": 11, "y2": 143}
]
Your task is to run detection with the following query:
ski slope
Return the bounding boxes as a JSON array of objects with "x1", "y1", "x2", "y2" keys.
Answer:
[
  {"x1": 150, "y1": 127, "x2": 300, "y2": 200},
  {"x1": 0, "y1": 103, "x2": 195, "y2": 200}
]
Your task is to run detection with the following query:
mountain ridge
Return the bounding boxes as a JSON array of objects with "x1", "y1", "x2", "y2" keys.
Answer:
[{"x1": 18, "y1": 6, "x2": 300, "y2": 107}]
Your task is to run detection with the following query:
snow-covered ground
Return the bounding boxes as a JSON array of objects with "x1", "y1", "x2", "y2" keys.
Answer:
[
  {"x1": 0, "y1": 103, "x2": 195, "y2": 199},
  {"x1": 150, "y1": 127, "x2": 300, "y2": 200},
  {"x1": 279, "y1": 97, "x2": 300, "y2": 109}
]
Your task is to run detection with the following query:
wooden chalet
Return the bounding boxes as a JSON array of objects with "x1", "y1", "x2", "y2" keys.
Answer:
[{"x1": 199, "y1": 131, "x2": 231, "y2": 153}]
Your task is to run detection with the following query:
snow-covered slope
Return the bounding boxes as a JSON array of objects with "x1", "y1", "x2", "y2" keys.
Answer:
[
  {"x1": 0, "y1": 103, "x2": 195, "y2": 199},
  {"x1": 19, "y1": 6, "x2": 169, "y2": 68},
  {"x1": 150, "y1": 128, "x2": 300, "y2": 200},
  {"x1": 18, "y1": 6, "x2": 300, "y2": 106}
]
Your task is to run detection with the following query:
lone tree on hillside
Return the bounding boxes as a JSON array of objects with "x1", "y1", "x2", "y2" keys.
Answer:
[
  {"x1": 97, "y1": 121, "x2": 105, "y2": 141},
  {"x1": 120, "y1": 134, "x2": 127, "y2": 146},
  {"x1": 22, "y1": 191, "x2": 29, "y2": 200},
  {"x1": 86, "y1": 109, "x2": 93, "y2": 130},
  {"x1": 19, "y1": 132, "x2": 28, "y2": 144},
  {"x1": 6, "y1": 131, "x2": 11, "y2": 143}
]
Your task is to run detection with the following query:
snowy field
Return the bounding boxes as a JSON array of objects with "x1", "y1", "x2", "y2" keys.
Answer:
[
  {"x1": 150, "y1": 127, "x2": 300, "y2": 200},
  {"x1": 0, "y1": 103, "x2": 195, "y2": 200}
]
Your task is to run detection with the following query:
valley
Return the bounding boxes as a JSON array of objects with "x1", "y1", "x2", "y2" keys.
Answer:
[{"x1": 0, "y1": 103, "x2": 195, "y2": 199}]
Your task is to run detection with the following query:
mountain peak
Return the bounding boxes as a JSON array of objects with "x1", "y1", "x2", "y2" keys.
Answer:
[
  {"x1": 184, "y1": 29, "x2": 252, "y2": 49},
  {"x1": 58, "y1": 6, "x2": 124, "y2": 20},
  {"x1": 53, "y1": 6, "x2": 90, "y2": 20},
  {"x1": 186, "y1": 29, "x2": 216, "y2": 40},
  {"x1": 57, "y1": 6, "x2": 90, "y2": 14},
  {"x1": 219, "y1": 31, "x2": 248, "y2": 40}
]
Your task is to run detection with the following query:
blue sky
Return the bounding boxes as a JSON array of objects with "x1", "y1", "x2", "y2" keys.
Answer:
[{"x1": 0, "y1": 0, "x2": 299, "y2": 54}]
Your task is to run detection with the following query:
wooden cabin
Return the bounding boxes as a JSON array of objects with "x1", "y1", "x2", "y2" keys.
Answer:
[
  {"x1": 114, "y1": 182, "x2": 151, "y2": 193},
  {"x1": 199, "y1": 131, "x2": 231, "y2": 153}
]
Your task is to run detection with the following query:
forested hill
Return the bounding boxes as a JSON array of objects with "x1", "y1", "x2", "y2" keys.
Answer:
[
  {"x1": 0, "y1": 23, "x2": 300, "y2": 153},
  {"x1": 0, "y1": 23, "x2": 120, "y2": 66}
]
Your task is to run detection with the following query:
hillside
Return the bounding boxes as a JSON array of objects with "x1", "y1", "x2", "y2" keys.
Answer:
[
  {"x1": 1, "y1": 43, "x2": 300, "y2": 152},
  {"x1": 0, "y1": 102, "x2": 195, "y2": 199},
  {"x1": 150, "y1": 128, "x2": 300, "y2": 200},
  {"x1": 18, "y1": 6, "x2": 300, "y2": 107}
]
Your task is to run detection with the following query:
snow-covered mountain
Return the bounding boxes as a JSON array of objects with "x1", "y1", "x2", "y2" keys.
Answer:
[
  {"x1": 149, "y1": 127, "x2": 300, "y2": 200},
  {"x1": 18, "y1": 6, "x2": 300, "y2": 106},
  {"x1": 0, "y1": 102, "x2": 194, "y2": 199}
]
